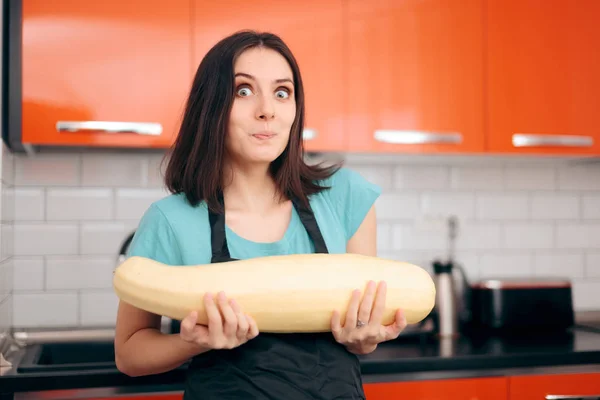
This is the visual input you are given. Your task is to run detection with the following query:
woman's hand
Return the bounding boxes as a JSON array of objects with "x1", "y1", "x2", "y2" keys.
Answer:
[
  {"x1": 331, "y1": 280, "x2": 407, "y2": 355},
  {"x1": 180, "y1": 291, "x2": 259, "y2": 350}
]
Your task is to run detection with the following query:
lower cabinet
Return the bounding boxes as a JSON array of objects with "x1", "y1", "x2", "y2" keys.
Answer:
[
  {"x1": 362, "y1": 372, "x2": 600, "y2": 400},
  {"x1": 508, "y1": 372, "x2": 600, "y2": 400},
  {"x1": 85, "y1": 395, "x2": 183, "y2": 400},
  {"x1": 81, "y1": 372, "x2": 600, "y2": 400},
  {"x1": 363, "y1": 376, "x2": 508, "y2": 400}
]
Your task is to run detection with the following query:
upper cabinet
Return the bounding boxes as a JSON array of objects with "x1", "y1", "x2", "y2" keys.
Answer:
[
  {"x1": 7, "y1": 0, "x2": 192, "y2": 151},
  {"x1": 192, "y1": 0, "x2": 347, "y2": 153},
  {"x1": 6, "y1": 0, "x2": 600, "y2": 156},
  {"x1": 345, "y1": 0, "x2": 486, "y2": 154},
  {"x1": 486, "y1": 0, "x2": 600, "y2": 155}
]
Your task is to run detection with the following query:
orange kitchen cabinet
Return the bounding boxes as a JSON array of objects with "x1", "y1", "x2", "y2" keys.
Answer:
[
  {"x1": 345, "y1": 0, "x2": 486, "y2": 154},
  {"x1": 486, "y1": 0, "x2": 600, "y2": 156},
  {"x1": 12, "y1": 0, "x2": 192, "y2": 150},
  {"x1": 85, "y1": 394, "x2": 183, "y2": 400},
  {"x1": 363, "y1": 376, "x2": 508, "y2": 400},
  {"x1": 191, "y1": 0, "x2": 346, "y2": 153},
  {"x1": 508, "y1": 372, "x2": 600, "y2": 399}
]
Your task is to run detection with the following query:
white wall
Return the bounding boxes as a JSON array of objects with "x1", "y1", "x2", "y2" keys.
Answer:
[
  {"x1": 0, "y1": 146, "x2": 15, "y2": 334},
  {"x1": 0, "y1": 1, "x2": 16, "y2": 336},
  {"x1": 4, "y1": 150, "x2": 600, "y2": 329}
]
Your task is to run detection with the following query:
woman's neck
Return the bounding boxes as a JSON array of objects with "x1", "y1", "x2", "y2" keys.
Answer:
[{"x1": 222, "y1": 161, "x2": 282, "y2": 214}]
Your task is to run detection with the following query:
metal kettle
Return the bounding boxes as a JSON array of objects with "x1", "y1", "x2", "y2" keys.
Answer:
[
  {"x1": 432, "y1": 259, "x2": 460, "y2": 337},
  {"x1": 430, "y1": 216, "x2": 471, "y2": 338}
]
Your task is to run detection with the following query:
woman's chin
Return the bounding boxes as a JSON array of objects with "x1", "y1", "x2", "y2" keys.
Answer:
[{"x1": 245, "y1": 148, "x2": 286, "y2": 164}]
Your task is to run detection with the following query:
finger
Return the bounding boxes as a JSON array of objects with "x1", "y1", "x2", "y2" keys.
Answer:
[
  {"x1": 369, "y1": 281, "x2": 387, "y2": 324},
  {"x1": 204, "y1": 292, "x2": 223, "y2": 338},
  {"x1": 246, "y1": 314, "x2": 259, "y2": 339},
  {"x1": 331, "y1": 310, "x2": 342, "y2": 340},
  {"x1": 230, "y1": 299, "x2": 249, "y2": 339},
  {"x1": 344, "y1": 289, "x2": 361, "y2": 330},
  {"x1": 217, "y1": 292, "x2": 237, "y2": 337},
  {"x1": 385, "y1": 309, "x2": 407, "y2": 339},
  {"x1": 180, "y1": 310, "x2": 198, "y2": 337},
  {"x1": 358, "y1": 280, "x2": 377, "y2": 326}
]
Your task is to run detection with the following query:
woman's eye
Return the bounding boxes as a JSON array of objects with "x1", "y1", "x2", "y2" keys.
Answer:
[
  {"x1": 237, "y1": 87, "x2": 253, "y2": 97},
  {"x1": 275, "y1": 89, "x2": 290, "y2": 99}
]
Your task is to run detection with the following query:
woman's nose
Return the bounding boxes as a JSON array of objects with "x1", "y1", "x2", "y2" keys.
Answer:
[{"x1": 256, "y1": 95, "x2": 275, "y2": 120}]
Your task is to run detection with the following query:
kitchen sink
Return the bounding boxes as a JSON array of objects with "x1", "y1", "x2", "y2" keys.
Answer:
[{"x1": 17, "y1": 341, "x2": 116, "y2": 373}]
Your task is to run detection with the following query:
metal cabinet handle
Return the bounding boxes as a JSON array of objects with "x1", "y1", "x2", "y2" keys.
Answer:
[
  {"x1": 512, "y1": 133, "x2": 593, "y2": 148},
  {"x1": 374, "y1": 130, "x2": 462, "y2": 145},
  {"x1": 546, "y1": 395, "x2": 600, "y2": 399},
  {"x1": 303, "y1": 128, "x2": 317, "y2": 140},
  {"x1": 56, "y1": 121, "x2": 163, "y2": 136}
]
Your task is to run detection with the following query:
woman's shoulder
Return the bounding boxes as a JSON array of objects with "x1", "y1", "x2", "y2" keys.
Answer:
[
  {"x1": 311, "y1": 166, "x2": 382, "y2": 241},
  {"x1": 319, "y1": 166, "x2": 377, "y2": 187},
  {"x1": 152, "y1": 191, "x2": 207, "y2": 212},
  {"x1": 126, "y1": 192, "x2": 211, "y2": 265},
  {"x1": 315, "y1": 166, "x2": 382, "y2": 201},
  {"x1": 139, "y1": 192, "x2": 209, "y2": 230}
]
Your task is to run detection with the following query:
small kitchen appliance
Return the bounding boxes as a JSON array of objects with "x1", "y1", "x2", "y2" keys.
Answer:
[{"x1": 468, "y1": 277, "x2": 575, "y2": 333}]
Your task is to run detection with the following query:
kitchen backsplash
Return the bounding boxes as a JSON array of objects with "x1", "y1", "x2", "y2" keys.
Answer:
[
  {"x1": 3, "y1": 150, "x2": 600, "y2": 329},
  {"x1": 0, "y1": 144, "x2": 15, "y2": 335},
  {"x1": 1, "y1": 3, "x2": 17, "y2": 336}
]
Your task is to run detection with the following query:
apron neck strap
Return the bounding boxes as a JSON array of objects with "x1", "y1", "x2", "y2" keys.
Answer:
[
  {"x1": 208, "y1": 191, "x2": 329, "y2": 262},
  {"x1": 290, "y1": 196, "x2": 329, "y2": 254},
  {"x1": 208, "y1": 191, "x2": 231, "y2": 262}
]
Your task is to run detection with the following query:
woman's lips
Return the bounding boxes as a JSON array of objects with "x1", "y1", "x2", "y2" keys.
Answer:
[{"x1": 252, "y1": 132, "x2": 276, "y2": 140}]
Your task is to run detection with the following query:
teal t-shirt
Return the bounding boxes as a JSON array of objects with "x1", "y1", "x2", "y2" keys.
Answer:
[{"x1": 127, "y1": 167, "x2": 381, "y2": 265}]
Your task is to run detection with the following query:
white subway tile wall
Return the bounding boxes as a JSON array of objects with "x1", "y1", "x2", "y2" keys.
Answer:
[
  {"x1": 0, "y1": 9, "x2": 15, "y2": 335},
  {"x1": 0, "y1": 144, "x2": 16, "y2": 334},
  {"x1": 587, "y1": 253, "x2": 600, "y2": 278},
  {"x1": 583, "y1": 195, "x2": 600, "y2": 219},
  {"x1": 3, "y1": 151, "x2": 600, "y2": 329}
]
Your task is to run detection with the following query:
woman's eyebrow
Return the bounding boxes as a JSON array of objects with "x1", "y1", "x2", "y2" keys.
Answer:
[{"x1": 234, "y1": 72, "x2": 293, "y2": 85}]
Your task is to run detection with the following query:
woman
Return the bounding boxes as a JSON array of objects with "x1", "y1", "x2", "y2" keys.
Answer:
[{"x1": 114, "y1": 30, "x2": 407, "y2": 399}]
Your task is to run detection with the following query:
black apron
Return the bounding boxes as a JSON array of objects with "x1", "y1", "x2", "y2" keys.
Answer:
[{"x1": 182, "y1": 192, "x2": 366, "y2": 400}]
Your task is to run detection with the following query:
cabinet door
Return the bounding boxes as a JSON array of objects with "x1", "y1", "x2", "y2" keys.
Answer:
[
  {"x1": 346, "y1": 0, "x2": 485, "y2": 154},
  {"x1": 363, "y1": 377, "x2": 508, "y2": 400},
  {"x1": 20, "y1": 0, "x2": 192, "y2": 149},
  {"x1": 486, "y1": 0, "x2": 600, "y2": 155},
  {"x1": 86, "y1": 394, "x2": 183, "y2": 400},
  {"x1": 509, "y1": 372, "x2": 600, "y2": 399},
  {"x1": 192, "y1": 0, "x2": 346, "y2": 153}
]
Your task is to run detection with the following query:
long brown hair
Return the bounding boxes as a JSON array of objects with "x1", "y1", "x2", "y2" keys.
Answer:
[{"x1": 164, "y1": 30, "x2": 340, "y2": 213}]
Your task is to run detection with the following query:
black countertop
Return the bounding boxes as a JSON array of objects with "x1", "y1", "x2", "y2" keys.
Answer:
[{"x1": 3, "y1": 324, "x2": 600, "y2": 396}]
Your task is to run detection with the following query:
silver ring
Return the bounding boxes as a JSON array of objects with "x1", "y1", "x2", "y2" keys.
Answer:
[{"x1": 356, "y1": 320, "x2": 366, "y2": 328}]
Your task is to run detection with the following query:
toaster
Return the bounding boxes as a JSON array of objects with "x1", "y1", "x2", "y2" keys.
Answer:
[{"x1": 468, "y1": 277, "x2": 575, "y2": 333}]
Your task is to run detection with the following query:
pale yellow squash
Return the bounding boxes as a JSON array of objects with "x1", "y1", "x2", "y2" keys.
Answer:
[{"x1": 113, "y1": 253, "x2": 436, "y2": 333}]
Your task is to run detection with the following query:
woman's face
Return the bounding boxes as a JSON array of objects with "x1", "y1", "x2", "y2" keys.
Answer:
[{"x1": 225, "y1": 47, "x2": 296, "y2": 166}]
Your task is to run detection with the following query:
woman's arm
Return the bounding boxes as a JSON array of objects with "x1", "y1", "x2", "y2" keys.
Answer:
[
  {"x1": 346, "y1": 205, "x2": 377, "y2": 256},
  {"x1": 335, "y1": 204, "x2": 407, "y2": 354},
  {"x1": 114, "y1": 300, "x2": 209, "y2": 377}
]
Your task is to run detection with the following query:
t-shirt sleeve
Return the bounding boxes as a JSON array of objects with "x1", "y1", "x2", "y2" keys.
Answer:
[
  {"x1": 323, "y1": 167, "x2": 382, "y2": 241},
  {"x1": 126, "y1": 203, "x2": 182, "y2": 265}
]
